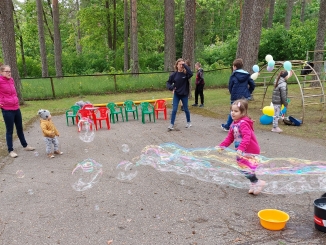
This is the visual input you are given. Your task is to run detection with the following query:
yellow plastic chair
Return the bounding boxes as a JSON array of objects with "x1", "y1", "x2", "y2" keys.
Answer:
[
  {"x1": 140, "y1": 102, "x2": 155, "y2": 124},
  {"x1": 123, "y1": 100, "x2": 139, "y2": 121},
  {"x1": 106, "y1": 102, "x2": 124, "y2": 123},
  {"x1": 65, "y1": 105, "x2": 80, "y2": 126}
]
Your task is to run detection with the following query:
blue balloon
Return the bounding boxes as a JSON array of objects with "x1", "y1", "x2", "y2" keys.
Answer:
[
  {"x1": 284, "y1": 61, "x2": 292, "y2": 71},
  {"x1": 268, "y1": 60, "x2": 275, "y2": 67},
  {"x1": 252, "y1": 65, "x2": 259, "y2": 73},
  {"x1": 260, "y1": 114, "x2": 273, "y2": 125}
]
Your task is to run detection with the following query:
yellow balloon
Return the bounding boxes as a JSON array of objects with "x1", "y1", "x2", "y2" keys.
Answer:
[
  {"x1": 281, "y1": 104, "x2": 284, "y2": 110},
  {"x1": 263, "y1": 106, "x2": 274, "y2": 117}
]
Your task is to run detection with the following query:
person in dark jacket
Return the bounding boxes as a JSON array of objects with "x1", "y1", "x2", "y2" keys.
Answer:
[
  {"x1": 192, "y1": 62, "x2": 205, "y2": 107},
  {"x1": 221, "y1": 58, "x2": 255, "y2": 131},
  {"x1": 166, "y1": 58, "x2": 193, "y2": 130}
]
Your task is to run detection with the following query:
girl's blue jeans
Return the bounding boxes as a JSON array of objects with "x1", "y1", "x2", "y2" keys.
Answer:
[
  {"x1": 171, "y1": 93, "x2": 190, "y2": 125},
  {"x1": 1, "y1": 109, "x2": 28, "y2": 152}
]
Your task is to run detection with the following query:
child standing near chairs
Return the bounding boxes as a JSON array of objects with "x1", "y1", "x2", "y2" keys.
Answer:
[
  {"x1": 271, "y1": 70, "x2": 292, "y2": 133},
  {"x1": 38, "y1": 109, "x2": 63, "y2": 158},
  {"x1": 218, "y1": 99, "x2": 265, "y2": 195}
]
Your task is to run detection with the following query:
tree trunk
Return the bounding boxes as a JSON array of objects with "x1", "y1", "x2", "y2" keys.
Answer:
[
  {"x1": 52, "y1": 0, "x2": 63, "y2": 77},
  {"x1": 124, "y1": 0, "x2": 129, "y2": 72},
  {"x1": 285, "y1": 0, "x2": 295, "y2": 30},
  {"x1": 164, "y1": 0, "x2": 176, "y2": 72},
  {"x1": 300, "y1": 0, "x2": 306, "y2": 22},
  {"x1": 76, "y1": 0, "x2": 82, "y2": 54},
  {"x1": 113, "y1": 0, "x2": 117, "y2": 51},
  {"x1": 106, "y1": 1, "x2": 112, "y2": 49},
  {"x1": 36, "y1": 0, "x2": 49, "y2": 77},
  {"x1": 237, "y1": 0, "x2": 268, "y2": 72},
  {"x1": 182, "y1": 0, "x2": 196, "y2": 68},
  {"x1": 130, "y1": 0, "x2": 139, "y2": 74},
  {"x1": 312, "y1": 0, "x2": 326, "y2": 87},
  {"x1": 267, "y1": 0, "x2": 275, "y2": 28},
  {"x1": 0, "y1": 0, "x2": 24, "y2": 104}
]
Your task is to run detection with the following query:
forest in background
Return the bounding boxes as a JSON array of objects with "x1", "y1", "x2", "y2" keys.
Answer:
[{"x1": 0, "y1": 0, "x2": 325, "y2": 78}]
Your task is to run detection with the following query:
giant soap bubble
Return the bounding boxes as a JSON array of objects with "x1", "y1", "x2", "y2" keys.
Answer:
[{"x1": 78, "y1": 117, "x2": 95, "y2": 143}]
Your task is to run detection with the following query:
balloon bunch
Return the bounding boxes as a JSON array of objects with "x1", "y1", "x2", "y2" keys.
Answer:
[
  {"x1": 251, "y1": 64, "x2": 259, "y2": 80},
  {"x1": 260, "y1": 102, "x2": 287, "y2": 125},
  {"x1": 265, "y1": 54, "x2": 275, "y2": 72}
]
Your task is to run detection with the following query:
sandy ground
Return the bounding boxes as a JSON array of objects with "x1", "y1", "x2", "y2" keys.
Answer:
[{"x1": 0, "y1": 110, "x2": 326, "y2": 244}]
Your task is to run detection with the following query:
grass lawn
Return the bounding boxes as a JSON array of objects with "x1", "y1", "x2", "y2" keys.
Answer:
[{"x1": 1, "y1": 87, "x2": 325, "y2": 156}]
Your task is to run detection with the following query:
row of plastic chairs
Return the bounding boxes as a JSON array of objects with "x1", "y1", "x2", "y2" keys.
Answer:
[{"x1": 65, "y1": 99, "x2": 167, "y2": 127}]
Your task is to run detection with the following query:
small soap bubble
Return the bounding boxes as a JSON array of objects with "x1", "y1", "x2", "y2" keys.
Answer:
[
  {"x1": 180, "y1": 180, "x2": 185, "y2": 185},
  {"x1": 94, "y1": 205, "x2": 99, "y2": 211},
  {"x1": 16, "y1": 170, "x2": 25, "y2": 178},
  {"x1": 116, "y1": 161, "x2": 138, "y2": 181},
  {"x1": 121, "y1": 144, "x2": 130, "y2": 153},
  {"x1": 78, "y1": 117, "x2": 96, "y2": 143},
  {"x1": 71, "y1": 158, "x2": 103, "y2": 191},
  {"x1": 34, "y1": 151, "x2": 39, "y2": 157},
  {"x1": 28, "y1": 189, "x2": 34, "y2": 195},
  {"x1": 128, "y1": 190, "x2": 132, "y2": 195}
]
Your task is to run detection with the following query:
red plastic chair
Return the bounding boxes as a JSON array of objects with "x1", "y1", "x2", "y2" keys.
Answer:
[
  {"x1": 77, "y1": 109, "x2": 97, "y2": 131},
  {"x1": 94, "y1": 107, "x2": 110, "y2": 130},
  {"x1": 154, "y1": 99, "x2": 167, "y2": 120}
]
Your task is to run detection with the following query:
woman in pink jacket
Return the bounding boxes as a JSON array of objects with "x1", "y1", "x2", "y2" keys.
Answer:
[
  {"x1": 219, "y1": 99, "x2": 265, "y2": 195},
  {"x1": 0, "y1": 65, "x2": 34, "y2": 158}
]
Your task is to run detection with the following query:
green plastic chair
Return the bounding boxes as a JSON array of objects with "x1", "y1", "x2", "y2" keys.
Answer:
[
  {"x1": 65, "y1": 105, "x2": 80, "y2": 126},
  {"x1": 123, "y1": 100, "x2": 139, "y2": 121},
  {"x1": 140, "y1": 102, "x2": 155, "y2": 124},
  {"x1": 106, "y1": 102, "x2": 124, "y2": 123}
]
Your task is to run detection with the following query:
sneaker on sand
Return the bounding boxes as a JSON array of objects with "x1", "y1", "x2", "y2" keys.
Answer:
[
  {"x1": 221, "y1": 124, "x2": 229, "y2": 131},
  {"x1": 192, "y1": 104, "x2": 198, "y2": 107},
  {"x1": 168, "y1": 124, "x2": 174, "y2": 130},
  {"x1": 271, "y1": 127, "x2": 283, "y2": 133},
  {"x1": 253, "y1": 180, "x2": 266, "y2": 195},
  {"x1": 185, "y1": 122, "x2": 192, "y2": 128},
  {"x1": 24, "y1": 146, "x2": 35, "y2": 151},
  {"x1": 9, "y1": 151, "x2": 18, "y2": 158},
  {"x1": 48, "y1": 154, "x2": 55, "y2": 158},
  {"x1": 248, "y1": 183, "x2": 255, "y2": 194},
  {"x1": 199, "y1": 104, "x2": 204, "y2": 107},
  {"x1": 54, "y1": 150, "x2": 63, "y2": 155},
  {"x1": 181, "y1": 106, "x2": 184, "y2": 111}
]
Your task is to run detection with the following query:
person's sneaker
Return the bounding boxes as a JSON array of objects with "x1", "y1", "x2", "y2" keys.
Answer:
[
  {"x1": 192, "y1": 104, "x2": 198, "y2": 107},
  {"x1": 168, "y1": 124, "x2": 174, "y2": 130},
  {"x1": 271, "y1": 127, "x2": 283, "y2": 133},
  {"x1": 9, "y1": 151, "x2": 18, "y2": 158},
  {"x1": 199, "y1": 104, "x2": 204, "y2": 107},
  {"x1": 54, "y1": 150, "x2": 63, "y2": 155},
  {"x1": 185, "y1": 122, "x2": 192, "y2": 128},
  {"x1": 221, "y1": 124, "x2": 229, "y2": 131},
  {"x1": 48, "y1": 153, "x2": 55, "y2": 158},
  {"x1": 253, "y1": 180, "x2": 266, "y2": 195},
  {"x1": 248, "y1": 182, "x2": 256, "y2": 194},
  {"x1": 181, "y1": 106, "x2": 184, "y2": 111},
  {"x1": 24, "y1": 146, "x2": 35, "y2": 151}
]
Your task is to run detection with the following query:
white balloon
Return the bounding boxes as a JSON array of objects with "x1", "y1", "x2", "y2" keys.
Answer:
[
  {"x1": 265, "y1": 54, "x2": 273, "y2": 62},
  {"x1": 250, "y1": 72, "x2": 259, "y2": 80}
]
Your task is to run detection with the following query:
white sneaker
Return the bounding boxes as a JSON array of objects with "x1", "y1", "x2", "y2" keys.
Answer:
[
  {"x1": 168, "y1": 124, "x2": 174, "y2": 130},
  {"x1": 271, "y1": 127, "x2": 283, "y2": 133},
  {"x1": 253, "y1": 180, "x2": 266, "y2": 195},
  {"x1": 24, "y1": 146, "x2": 35, "y2": 151},
  {"x1": 185, "y1": 122, "x2": 192, "y2": 128},
  {"x1": 9, "y1": 151, "x2": 18, "y2": 158}
]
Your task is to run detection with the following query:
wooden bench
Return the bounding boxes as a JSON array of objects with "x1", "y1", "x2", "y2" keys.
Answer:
[{"x1": 93, "y1": 97, "x2": 172, "y2": 107}]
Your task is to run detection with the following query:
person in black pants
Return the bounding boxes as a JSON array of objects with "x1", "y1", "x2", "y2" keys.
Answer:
[{"x1": 192, "y1": 62, "x2": 205, "y2": 107}]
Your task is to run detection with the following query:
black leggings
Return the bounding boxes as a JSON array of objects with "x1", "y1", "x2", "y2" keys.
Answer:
[{"x1": 194, "y1": 84, "x2": 204, "y2": 105}]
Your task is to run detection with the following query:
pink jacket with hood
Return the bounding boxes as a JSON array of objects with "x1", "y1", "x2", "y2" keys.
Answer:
[
  {"x1": 0, "y1": 75, "x2": 20, "y2": 110},
  {"x1": 219, "y1": 116, "x2": 260, "y2": 154}
]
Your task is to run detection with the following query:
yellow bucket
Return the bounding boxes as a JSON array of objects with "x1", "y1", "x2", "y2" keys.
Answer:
[{"x1": 258, "y1": 209, "x2": 290, "y2": 231}]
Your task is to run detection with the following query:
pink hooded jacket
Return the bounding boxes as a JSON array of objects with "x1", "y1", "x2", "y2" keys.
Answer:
[
  {"x1": 0, "y1": 75, "x2": 20, "y2": 110},
  {"x1": 219, "y1": 116, "x2": 260, "y2": 154}
]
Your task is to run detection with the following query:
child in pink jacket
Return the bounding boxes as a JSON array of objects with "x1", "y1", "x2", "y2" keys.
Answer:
[{"x1": 219, "y1": 99, "x2": 265, "y2": 195}]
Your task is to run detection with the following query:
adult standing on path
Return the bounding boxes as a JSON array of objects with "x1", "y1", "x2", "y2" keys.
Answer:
[
  {"x1": 0, "y1": 65, "x2": 35, "y2": 158},
  {"x1": 166, "y1": 58, "x2": 193, "y2": 130},
  {"x1": 221, "y1": 58, "x2": 255, "y2": 131}
]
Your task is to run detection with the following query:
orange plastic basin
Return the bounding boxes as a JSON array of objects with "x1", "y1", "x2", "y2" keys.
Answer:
[{"x1": 258, "y1": 209, "x2": 290, "y2": 230}]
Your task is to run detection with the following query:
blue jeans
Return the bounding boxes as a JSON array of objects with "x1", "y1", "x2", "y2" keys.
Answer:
[
  {"x1": 223, "y1": 101, "x2": 234, "y2": 129},
  {"x1": 171, "y1": 93, "x2": 190, "y2": 125},
  {"x1": 1, "y1": 109, "x2": 28, "y2": 152}
]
